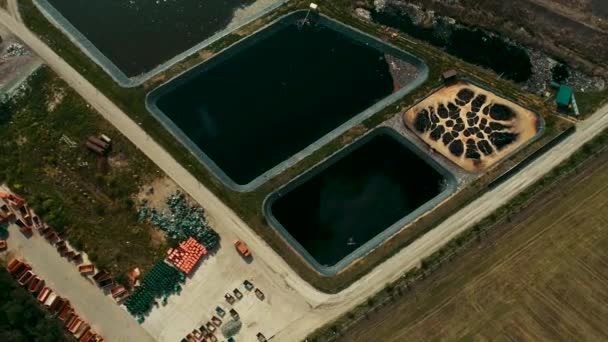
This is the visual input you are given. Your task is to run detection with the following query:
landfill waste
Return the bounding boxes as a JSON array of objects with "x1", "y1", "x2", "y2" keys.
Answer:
[
  {"x1": 3, "y1": 43, "x2": 27, "y2": 58},
  {"x1": 138, "y1": 192, "x2": 220, "y2": 250}
]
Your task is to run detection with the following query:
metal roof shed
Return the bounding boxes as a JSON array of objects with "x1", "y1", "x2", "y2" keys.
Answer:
[{"x1": 556, "y1": 85, "x2": 573, "y2": 107}]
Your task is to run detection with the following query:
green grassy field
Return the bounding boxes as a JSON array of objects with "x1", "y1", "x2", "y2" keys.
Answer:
[
  {"x1": 15, "y1": 0, "x2": 575, "y2": 292},
  {"x1": 0, "y1": 67, "x2": 168, "y2": 279},
  {"x1": 335, "y1": 149, "x2": 608, "y2": 341}
]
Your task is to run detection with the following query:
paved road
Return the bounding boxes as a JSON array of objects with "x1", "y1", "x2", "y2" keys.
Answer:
[{"x1": 1, "y1": 4, "x2": 608, "y2": 342}]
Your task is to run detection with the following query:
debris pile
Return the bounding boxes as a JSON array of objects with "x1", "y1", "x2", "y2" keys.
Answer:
[
  {"x1": 138, "y1": 192, "x2": 220, "y2": 250},
  {"x1": 3, "y1": 43, "x2": 27, "y2": 58}
]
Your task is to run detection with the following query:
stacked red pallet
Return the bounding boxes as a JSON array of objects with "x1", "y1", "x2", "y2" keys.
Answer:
[{"x1": 166, "y1": 237, "x2": 207, "y2": 274}]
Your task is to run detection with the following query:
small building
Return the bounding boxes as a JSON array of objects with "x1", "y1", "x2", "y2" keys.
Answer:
[{"x1": 556, "y1": 85, "x2": 573, "y2": 109}]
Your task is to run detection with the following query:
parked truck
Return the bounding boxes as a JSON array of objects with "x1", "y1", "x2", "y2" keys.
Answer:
[{"x1": 234, "y1": 240, "x2": 251, "y2": 258}]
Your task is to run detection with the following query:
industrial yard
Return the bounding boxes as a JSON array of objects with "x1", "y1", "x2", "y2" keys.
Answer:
[{"x1": 0, "y1": 0, "x2": 607, "y2": 342}]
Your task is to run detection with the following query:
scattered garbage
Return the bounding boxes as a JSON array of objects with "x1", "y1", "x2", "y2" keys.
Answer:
[
  {"x1": 138, "y1": 192, "x2": 220, "y2": 250},
  {"x1": 2, "y1": 43, "x2": 27, "y2": 58}
]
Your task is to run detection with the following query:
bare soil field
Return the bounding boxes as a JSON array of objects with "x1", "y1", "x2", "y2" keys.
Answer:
[
  {"x1": 337, "y1": 151, "x2": 608, "y2": 341},
  {"x1": 400, "y1": 0, "x2": 608, "y2": 75},
  {"x1": 404, "y1": 82, "x2": 539, "y2": 171}
]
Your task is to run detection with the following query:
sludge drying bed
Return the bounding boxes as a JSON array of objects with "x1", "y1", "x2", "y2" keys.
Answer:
[
  {"x1": 403, "y1": 82, "x2": 543, "y2": 172},
  {"x1": 264, "y1": 128, "x2": 456, "y2": 275},
  {"x1": 147, "y1": 11, "x2": 428, "y2": 191}
]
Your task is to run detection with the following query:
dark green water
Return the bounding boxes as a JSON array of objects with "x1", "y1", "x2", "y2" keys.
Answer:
[
  {"x1": 371, "y1": 6, "x2": 532, "y2": 82},
  {"x1": 271, "y1": 133, "x2": 444, "y2": 266},
  {"x1": 156, "y1": 22, "x2": 395, "y2": 185},
  {"x1": 46, "y1": 0, "x2": 259, "y2": 76}
]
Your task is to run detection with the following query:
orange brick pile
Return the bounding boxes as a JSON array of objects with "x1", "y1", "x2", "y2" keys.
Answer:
[{"x1": 166, "y1": 238, "x2": 207, "y2": 274}]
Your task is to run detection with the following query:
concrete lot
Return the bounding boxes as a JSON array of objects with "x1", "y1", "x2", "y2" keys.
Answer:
[
  {"x1": 3, "y1": 223, "x2": 155, "y2": 342},
  {"x1": 141, "y1": 224, "x2": 312, "y2": 342}
]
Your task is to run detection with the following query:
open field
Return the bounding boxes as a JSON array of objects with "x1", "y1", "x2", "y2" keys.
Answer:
[
  {"x1": 0, "y1": 67, "x2": 168, "y2": 278},
  {"x1": 12, "y1": 0, "x2": 576, "y2": 293},
  {"x1": 336, "y1": 149, "x2": 608, "y2": 341}
]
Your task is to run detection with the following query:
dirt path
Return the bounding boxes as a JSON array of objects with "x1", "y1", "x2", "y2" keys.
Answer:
[{"x1": 1, "y1": 6, "x2": 608, "y2": 342}]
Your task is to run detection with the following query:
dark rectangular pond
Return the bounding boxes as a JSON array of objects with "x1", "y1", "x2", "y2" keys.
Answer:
[
  {"x1": 38, "y1": 0, "x2": 283, "y2": 79},
  {"x1": 148, "y1": 11, "x2": 427, "y2": 191},
  {"x1": 264, "y1": 128, "x2": 456, "y2": 275}
]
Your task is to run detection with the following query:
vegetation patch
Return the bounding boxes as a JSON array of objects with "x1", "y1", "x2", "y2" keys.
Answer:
[
  {"x1": 0, "y1": 67, "x2": 168, "y2": 278},
  {"x1": 0, "y1": 267, "x2": 71, "y2": 341}
]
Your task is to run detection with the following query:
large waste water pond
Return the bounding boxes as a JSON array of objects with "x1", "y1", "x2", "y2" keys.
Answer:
[
  {"x1": 148, "y1": 11, "x2": 427, "y2": 191},
  {"x1": 265, "y1": 128, "x2": 456, "y2": 275},
  {"x1": 40, "y1": 0, "x2": 282, "y2": 79}
]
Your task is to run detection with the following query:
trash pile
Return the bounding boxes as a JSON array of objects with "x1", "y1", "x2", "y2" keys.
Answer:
[
  {"x1": 3, "y1": 43, "x2": 27, "y2": 58},
  {"x1": 124, "y1": 261, "x2": 185, "y2": 318},
  {"x1": 166, "y1": 237, "x2": 207, "y2": 275},
  {"x1": 138, "y1": 192, "x2": 220, "y2": 250}
]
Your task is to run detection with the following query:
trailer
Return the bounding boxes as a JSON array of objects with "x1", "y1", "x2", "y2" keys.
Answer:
[
  {"x1": 74, "y1": 323, "x2": 90, "y2": 339},
  {"x1": 79, "y1": 329, "x2": 95, "y2": 342},
  {"x1": 17, "y1": 270, "x2": 34, "y2": 286},
  {"x1": 111, "y1": 285, "x2": 126, "y2": 298},
  {"x1": 86, "y1": 141, "x2": 106, "y2": 155},
  {"x1": 15, "y1": 263, "x2": 32, "y2": 278},
  {"x1": 92, "y1": 270, "x2": 110, "y2": 283},
  {"x1": 65, "y1": 314, "x2": 77, "y2": 328},
  {"x1": 28, "y1": 276, "x2": 44, "y2": 294},
  {"x1": 15, "y1": 218, "x2": 32, "y2": 234},
  {"x1": 6, "y1": 258, "x2": 20, "y2": 272},
  {"x1": 37, "y1": 287, "x2": 52, "y2": 303},
  {"x1": 98, "y1": 277, "x2": 114, "y2": 289},
  {"x1": 50, "y1": 297, "x2": 68, "y2": 314},
  {"x1": 0, "y1": 191, "x2": 25, "y2": 207},
  {"x1": 88, "y1": 136, "x2": 109, "y2": 150},
  {"x1": 58, "y1": 305, "x2": 73, "y2": 321},
  {"x1": 79, "y1": 264, "x2": 95, "y2": 274},
  {"x1": 44, "y1": 293, "x2": 58, "y2": 308},
  {"x1": 68, "y1": 318, "x2": 83, "y2": 334}
]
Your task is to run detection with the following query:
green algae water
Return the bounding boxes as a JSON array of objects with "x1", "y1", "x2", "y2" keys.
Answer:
[{"x1": 155, "y1": 19, "x2": 396, "y2": 185}]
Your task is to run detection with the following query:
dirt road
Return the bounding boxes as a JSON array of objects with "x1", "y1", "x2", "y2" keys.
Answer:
[{"x1": 1, "y1": 6, "x2": 608, "y2": 342}]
